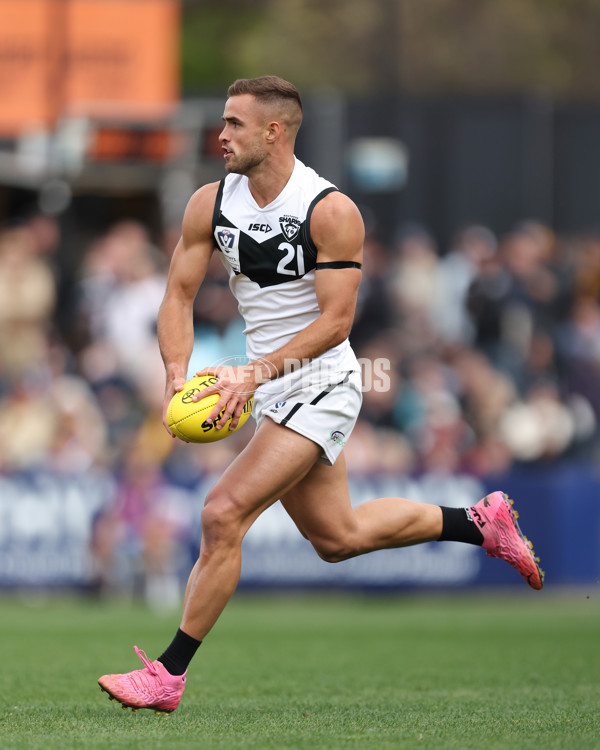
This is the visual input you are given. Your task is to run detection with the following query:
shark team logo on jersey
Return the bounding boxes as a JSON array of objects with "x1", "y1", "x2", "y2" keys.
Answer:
[
  {"x1": 215, "y1": 226, "x2": 241, "y2": 272},
  {"x1": 279, "y1": 215, "x2": 301, "y2": 241}
]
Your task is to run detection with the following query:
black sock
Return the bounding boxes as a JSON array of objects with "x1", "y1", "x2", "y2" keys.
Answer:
[
  {"x1": 438, "y1": 506, "x2": 484, "y2": 546},
  {"x1": 158, "y1": 628, "x2": 202, "y2": 676}
]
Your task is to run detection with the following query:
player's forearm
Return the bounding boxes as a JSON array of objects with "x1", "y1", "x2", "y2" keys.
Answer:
[
  {"x1": 157, "y1": 295, "x2": 195, "y2": 382},
  {"x1": 256, "y1": 311, "x2": 351, "y2": 380},
  {"x1": 256, "y1": 267, "x2": 359, "y2": 381}
]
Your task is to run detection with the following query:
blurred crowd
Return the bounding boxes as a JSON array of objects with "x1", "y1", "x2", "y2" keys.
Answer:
[
  {"x1": 347, "y1": 218, "x2": 600, "y2": 476},
  {"x1": 1, "y1": 208, "x2": 599, "y2": 599}
]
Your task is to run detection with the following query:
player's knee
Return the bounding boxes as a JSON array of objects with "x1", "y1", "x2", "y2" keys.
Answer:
[
  {"x1": 312, "y1": 536, "x2": 356, "y2": 564},
  {"x1": 201, "y1": 489, "x2": 243, "y2": 548}
]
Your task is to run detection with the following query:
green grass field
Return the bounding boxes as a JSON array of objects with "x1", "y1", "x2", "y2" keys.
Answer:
[{"x1": 0, "y1": 590, "x2": 598, "y2": 749}]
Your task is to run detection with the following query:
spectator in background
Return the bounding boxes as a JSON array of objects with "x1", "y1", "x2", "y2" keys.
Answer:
[
  {"x1": 433, "y1": 224, "x2": 497, "y2": 346},
  {"x1": 388, "y1": 223, "x2": 441, "y2": 360},
  {"x1": 0, "y1": 333, "x2": 108, "y2": 474},
  {"x1": 77, "y1": 221, "x2": 168, "y2": 407},
  {"x1": 467, "y1": 221, "x2": 560, "y2": 380},
  {"x1": 452, "y1": 348, "x2": 516, "y2": 444},
  {"x1": 0, "y1": 219, "x2": 106, "y2": 474},
  {"x1": 393, "y1": 352, "x2": 467, "y2": 474},
  {"x1": 498, "y1": 380, "x2": 576, "y2": 464},
  {"x1": 0, "y1": 225, "x2": 56, "y2": 381},
  {"x1": 350, "y1": 228, "x2": 396, "y2": 353}
]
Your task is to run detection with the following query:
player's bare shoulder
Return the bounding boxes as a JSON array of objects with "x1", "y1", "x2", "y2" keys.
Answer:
[
  {"x1": 182, "y1": 181, "x2": 221, "y2": 244},
  {"x1": 310, "y1": 190, "x2": 365, "y2": 263}
]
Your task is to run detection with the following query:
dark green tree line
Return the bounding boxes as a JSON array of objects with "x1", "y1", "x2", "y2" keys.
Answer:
[{"x1": 181, "y1": 0, "x2": 600, "y2": 98}]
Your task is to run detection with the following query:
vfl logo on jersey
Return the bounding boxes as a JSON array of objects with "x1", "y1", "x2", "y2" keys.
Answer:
[
  {"x1": 215, "y1": 226, "x2": 241, "y2": 273},
  {"x1": 279, "y1": 215, "x2": 301, "y2": 241}
]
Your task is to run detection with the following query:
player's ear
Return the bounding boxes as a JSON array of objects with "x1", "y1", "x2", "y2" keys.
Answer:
[{"x1": 265, "y1": 121, "x2": 281, "y2": 143}]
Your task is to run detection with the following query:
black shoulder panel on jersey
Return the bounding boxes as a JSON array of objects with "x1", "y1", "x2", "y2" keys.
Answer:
[
  {"x1": 301, "y1": 186, "x2": 339, "y2": 260},
  {"x1": 211, "y1": 179, "x2": 225, "y2": 233}
]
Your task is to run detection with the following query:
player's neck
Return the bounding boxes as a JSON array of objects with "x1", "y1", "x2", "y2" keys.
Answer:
[{"x1": 247, "y1": 154, "x2": 296, "y2": 208}]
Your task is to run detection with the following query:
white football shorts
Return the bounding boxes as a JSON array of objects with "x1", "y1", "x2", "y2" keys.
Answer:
[{"x1": 253, "y1": 367, "x2": 363, "y2": 465}]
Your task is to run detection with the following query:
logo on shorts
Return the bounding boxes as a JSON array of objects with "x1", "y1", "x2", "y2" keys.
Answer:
[
  {"x1": 330, "y1": 430, "x2": 346, "y2": 447},
  {"x1": 270, "y1": 401, "x2": 287, "y2": 413},
  {"x1": 279, "y1": 215, "x2": 301, "y2": 241}
]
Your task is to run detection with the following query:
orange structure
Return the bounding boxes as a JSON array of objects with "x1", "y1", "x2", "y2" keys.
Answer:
[{"x1": 0, "y1": 0, "x2": 181, "y2": 136}]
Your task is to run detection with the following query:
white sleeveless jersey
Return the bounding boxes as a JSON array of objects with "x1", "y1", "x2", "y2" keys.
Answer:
[{"x1": 212, "y1": 158, "x2": 359, "y2": 383}]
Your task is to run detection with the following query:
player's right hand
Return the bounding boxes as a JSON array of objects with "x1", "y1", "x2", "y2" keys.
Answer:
[{"x1": 162, "y1": 375, "x2": 186, "y2": 436}]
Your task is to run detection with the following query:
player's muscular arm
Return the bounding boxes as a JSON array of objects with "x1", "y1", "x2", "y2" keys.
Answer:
[{"x1": 158, "y1": 182, "x2": 219, "y2": 431}]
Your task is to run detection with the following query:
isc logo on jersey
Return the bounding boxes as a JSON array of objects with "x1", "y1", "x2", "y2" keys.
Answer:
[
  {"x1": 215, "y1": 226, "x2": 241, "y2": 273},
  {"x1": 248, "y1": 223, "x2": 272, "y2": 233}
]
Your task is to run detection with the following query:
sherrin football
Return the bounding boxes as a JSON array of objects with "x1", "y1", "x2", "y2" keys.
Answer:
[{"x1": 167, "y1": 375, "x2": 253, "y2": 443}]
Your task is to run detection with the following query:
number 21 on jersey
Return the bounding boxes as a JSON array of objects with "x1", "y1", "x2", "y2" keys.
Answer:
[{"x1": 277, "y1": 242, "x2": 305, "y2": 276}]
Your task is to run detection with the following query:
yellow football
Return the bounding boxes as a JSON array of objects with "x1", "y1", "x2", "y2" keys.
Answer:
[{"x1": 166, "y1": 375, "x2": 254, "y2": 443}]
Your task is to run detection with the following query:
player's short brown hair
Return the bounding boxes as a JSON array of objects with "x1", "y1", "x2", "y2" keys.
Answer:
[{"x1": 227, "y1": 76, "x2": 303, "y2": 133}]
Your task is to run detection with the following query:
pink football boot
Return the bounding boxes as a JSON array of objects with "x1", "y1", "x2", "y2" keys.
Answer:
[
  {"x1": 470, "y1": 491, "x2": 545, "y2": 590},
  {"x1": 98, "y1": 646, "x2": 186, "y2": 714}
]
